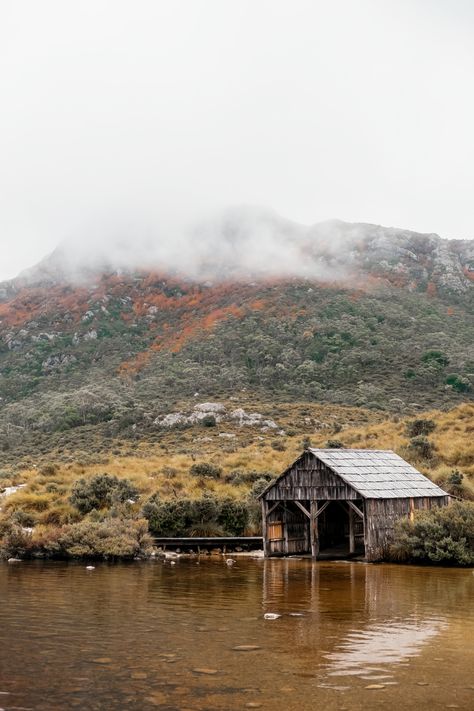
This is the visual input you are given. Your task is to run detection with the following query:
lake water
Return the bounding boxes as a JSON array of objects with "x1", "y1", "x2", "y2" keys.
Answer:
[{"x1": 0, "y1": 558, "x2": 473, "y2": 710}]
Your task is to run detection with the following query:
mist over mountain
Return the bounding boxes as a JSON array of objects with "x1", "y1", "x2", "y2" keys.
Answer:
[{"x1": 8, "y1": 207, "x2": 474, "y2": 292}]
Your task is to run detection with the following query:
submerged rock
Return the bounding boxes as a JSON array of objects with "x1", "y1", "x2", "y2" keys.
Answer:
[{"x1": 232, "y1": 645, "x2": 261, "y2": 651}]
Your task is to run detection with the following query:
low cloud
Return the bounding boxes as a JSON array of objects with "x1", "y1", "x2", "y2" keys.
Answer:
[{"x1": 18, "y1": 206, "x2": 363, "y2": 284}]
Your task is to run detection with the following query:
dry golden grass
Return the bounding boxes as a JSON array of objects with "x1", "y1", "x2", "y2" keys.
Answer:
[{"x1": 4, "y1": 401, "x2": 474, "y2": 508}]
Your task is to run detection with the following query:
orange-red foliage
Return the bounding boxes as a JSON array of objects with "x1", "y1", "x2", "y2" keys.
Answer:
[{"x1": 426, "y1": 281, "x2": 437, "y2": 297}]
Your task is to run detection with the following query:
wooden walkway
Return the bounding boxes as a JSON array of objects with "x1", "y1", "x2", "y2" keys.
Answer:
[{"x1": 152, "y1": 536, "x2": 263, "y2": 551}]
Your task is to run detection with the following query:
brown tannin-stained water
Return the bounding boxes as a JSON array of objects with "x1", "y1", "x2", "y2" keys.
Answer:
[{"x1": 0, "y1": 558, "x2": 473, "y2": 711}]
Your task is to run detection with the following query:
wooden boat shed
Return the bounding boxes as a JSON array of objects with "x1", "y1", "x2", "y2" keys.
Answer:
[{"x1": 259, "y1": 448, "x2": 449, "y2": 562}]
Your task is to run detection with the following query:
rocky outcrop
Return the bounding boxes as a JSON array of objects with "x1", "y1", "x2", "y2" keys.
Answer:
[{"x1": 155, "y1": 403, "x2": 279, "y2": 431}]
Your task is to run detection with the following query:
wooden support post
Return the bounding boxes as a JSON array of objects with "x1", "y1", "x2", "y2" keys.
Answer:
[
  {"x1": 349, "y1": 505, "x2": 355, "y2": 554},
  {"x1": 283, "y1": 505, "x2": 289, "y2": 555},
  {"x1": 310, "y1": 500, "x2": 319, "y2": 560},
  {"x1": 261, "y1": 499, "x2": 269, "y2": 557}
]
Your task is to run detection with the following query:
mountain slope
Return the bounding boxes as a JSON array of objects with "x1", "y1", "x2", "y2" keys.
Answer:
[{"x1": 0, "y1": 214, "x2": 473, "y2": 461}]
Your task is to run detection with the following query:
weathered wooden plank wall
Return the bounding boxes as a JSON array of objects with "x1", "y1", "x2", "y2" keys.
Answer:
[
  {"x1": 266, "y1": 501, "x2": 308, "y2": 555},
  {"x1": 262, "y1": 451, "x2": 450, "y2": 561},
  {"x1": 364, "y1": 496, "x2": 449, "y2": 561},
  {"x1": 265, "y1": 452, "x2": 359, "y2": 501}
]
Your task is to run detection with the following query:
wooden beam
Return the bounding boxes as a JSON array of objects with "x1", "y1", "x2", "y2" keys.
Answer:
[
  {"x1": 283, "y1": 506, "x2": 289, "y2": 555},
  {"x1": 315, "y1": 500, "x2": 330, "y2": 518},
  {"x1": 266, "y1": 501, "x2": 281, "y2": 517},
  {"x1": 348, "y1": 506, "x2": 355, "y2": 554},
  {"x1": 261, "y1": 500, "x2": 269, "y2": 557},
  {"x1": 294, "y1": 501, "x2": 311, "y2": 518},
  {"x1": 310, "y1": 500, "x2": 319, "y2": 560},
  {"x1": 347, "y1": 500, "x2": 364, "y2": 519}
]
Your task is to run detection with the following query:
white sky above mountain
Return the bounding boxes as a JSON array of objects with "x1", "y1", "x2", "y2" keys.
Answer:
[{"x1": 1, "y1": 0, "x2": 473, "y2": 280}]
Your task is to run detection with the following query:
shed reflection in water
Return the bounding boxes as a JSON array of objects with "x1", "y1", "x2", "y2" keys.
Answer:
[{"x1": 0, "y1": 558, "x2": 472, "y2": 711}]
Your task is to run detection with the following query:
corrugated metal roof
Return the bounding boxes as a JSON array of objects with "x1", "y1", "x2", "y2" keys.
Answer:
[{"x1": 308, "y1": 448, "x2": 447, "y2": 499}]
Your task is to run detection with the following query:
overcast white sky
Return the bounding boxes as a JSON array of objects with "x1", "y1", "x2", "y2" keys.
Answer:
[{"x1": 1, "y1": 0, "x2": 473, "y2": 281}]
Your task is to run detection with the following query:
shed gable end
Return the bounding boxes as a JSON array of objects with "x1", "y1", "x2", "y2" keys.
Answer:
[{"x1": 264, "y1": 451, "x2": 360, "y2": 501}]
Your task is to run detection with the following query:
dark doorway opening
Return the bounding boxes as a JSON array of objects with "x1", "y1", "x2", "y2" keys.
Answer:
[{"x1": 318, "y1": 501, "x2": 365, "y2": 558}]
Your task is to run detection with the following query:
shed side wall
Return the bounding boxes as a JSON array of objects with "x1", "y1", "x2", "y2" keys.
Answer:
[{"x1": 365, "y1": 496, "x2": 450, "y2": 561}]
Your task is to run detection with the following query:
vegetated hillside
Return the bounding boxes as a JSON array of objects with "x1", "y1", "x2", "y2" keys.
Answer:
[
  {"x1": 0, "y1": 215, "x2": 474, "y2": 465},
  {"x1": 1, "y1": 402, "x2": 472, "y2": 545}
]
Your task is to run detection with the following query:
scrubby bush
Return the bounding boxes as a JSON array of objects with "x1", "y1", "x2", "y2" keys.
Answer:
[
  {"x1": 443, "y1": 470, "x2": 471, "y2": 499},
  {"x1": 162, "y1": 466, "x2": 178, "y2": 479},
  {"x1": 216, "y1": 497, "x2": 249, "y2": 535},
  {"x1": 406, "y1": 436, "x2": 436, "y2": 460},
  {"x1": 142, "y1": 493, "x2": 249, "y2": 536},
  {"x1": 405, "y1": 418, "x2": 436, "y2": 438},
  {"x1": 249, "y1": 477, "x2": 272, "y2": 499},
  {"x1": 445, "y1": 374, "x2": 471, "y2": 393},
  {"x1": 389, "y1": 501, "x2": 474, "y2": 566},
  {"x1": 224, "y1": 470, "x2": 275, "y2": 485},
  {"x1": 422, "y1": 350, "x2": 449, "y2": 368},
  {"x1": 189, "y1": 462, "x2": 222, "y2": 479},
  {"x1": 58, "y1": 518, "x2": 152, "y2": 559},
  {"x1": 0, "y1": 521, "x2": 32, "y2": 559},
  {"x1": 141, "y1": 496, "x2": 191, "y2": 537},
  {"x1": 40, "y1": 463, "x2": 58, "y2": 477},
  {"x1": 70, "y1": 474, "x2": 138, "y2": 514},
  {"x1": 0, "y1": 517, "x2": 152, "y2": 560},
  {"x1": 326, "y1": 439, "x2": 344, "y2": 449},
  {"x1": 200, "y1": 415, "x2": 216, "y2": 427}
]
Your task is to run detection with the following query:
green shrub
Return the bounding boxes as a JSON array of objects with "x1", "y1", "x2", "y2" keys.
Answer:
[
  {"x1": 443, "y1": 470, "x2": 470, "y2": 498},
  {"x1": 406, "y1": 436, "x2": 435, "y2": 460},
  {"x1": 249, "y1": 477, "x2": 271, "y2": 499},
  {"x1": 40, "y1": 463, "x2": 58, "y2": 477},
  {"x1": 0, "y1": 521, "x2": 32, "y2": 559},
  {"x1": 142, "y1": 493, "x2": 249, "y2": 537},
  {"x1": 70, "y1": 474, "x2": 139, "y2": 514},
  {"x1": 200, "y1": 415, "x2": 216, "y2": 427},
  {"x1": 445, "y1": 374, "x2": 471, "y2": 393},
  {"x1": 421, "y1": 350, "x2": 449, "y2": 368},
  {"x1": 390, "y1": 501, "x2": 474, "y2": 566},
  {"x1": 271, "y1": 439, "x2": 286, "y2": 451},
  {"x1": 405, "y1": 418, "x2": 436, "y2": 438},
  {"x1": 189, "y1": 462, "x2": 222, "y2": 479},
  {"x1": 326, "y1": 439, "x2": 344, "y2": 449},
  {"x1": 216, "y1": 497, "x2": 249, "y2": 535},
  {"x1": 141, "y1": 496, "x2": 192, "y2": 536},
  {"x1": 58, "y1": 518, "x2": 152, "y2": 559},
  {"x1": 0, "y1": 517, "x2": 152, "y2": 560}
]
